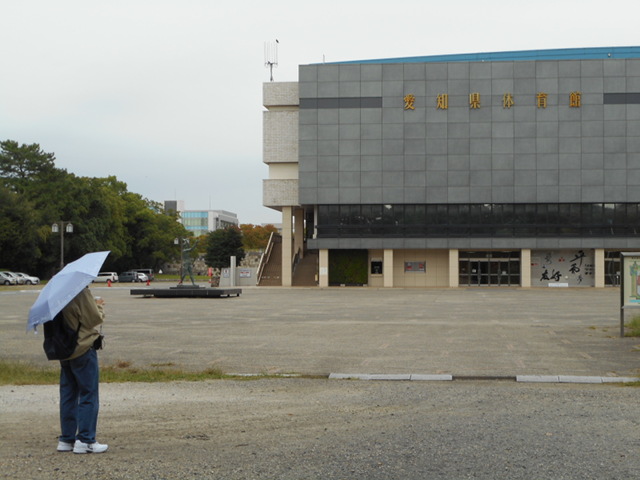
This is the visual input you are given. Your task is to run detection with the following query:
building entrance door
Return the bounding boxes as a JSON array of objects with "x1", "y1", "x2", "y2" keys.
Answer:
[
  {"x1": 459, "y1": 251, "x2": 520, "y2": 287},
  {"x1": 469, "y1": 259, "x2": 489, "y2": 286}
]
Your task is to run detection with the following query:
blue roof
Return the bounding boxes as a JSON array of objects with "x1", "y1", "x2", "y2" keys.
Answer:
[{"x1": 322, "y1": 46, "x2": 640, "y2": 65}]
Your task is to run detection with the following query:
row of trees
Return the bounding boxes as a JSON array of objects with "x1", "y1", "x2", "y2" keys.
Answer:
[
  {"x1": 0, "y1": 140, "x2": 189, "y2": 278},
  {"x1": 1, "y1": 140, "x2": 277, "y2": 278}
]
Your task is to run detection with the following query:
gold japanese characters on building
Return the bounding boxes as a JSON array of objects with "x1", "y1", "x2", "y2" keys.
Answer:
[
  {"x1": 403, "y1": 94, "x2": 416, "y2": 110},
  {"x1": 469, "y1": 93, "x2": 481, "y2": 109},
  {"x1": 436, "y1": 94, "x2": 448, "y2": 110},
  {"x1": 570, "y1": 91, "x2": 581, "y2": 108},
  {"x1": 402, "y1": 91, "x2": 583, "y2": 110},
  {"x1": 503, "y1": 93, "x2": 514, "y2": 109},
  {"x1": 536, "y1": 92, "x2": 548, "y2": 108}
]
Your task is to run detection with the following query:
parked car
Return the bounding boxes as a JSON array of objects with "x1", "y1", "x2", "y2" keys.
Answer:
[
  {"x1": 119, "y1": 271, "x2": 148, "y2": 283},
  {"x1": 1, "y1": 271, "x2": 23, "y2": 285},
  {"x1": 93, "y1": 272, "x2": 119, "y2": 283},
  {"x1": 136, "y1": 272, "x2": 149, "y2": 282},
  {"x1": 0, "y1": 272, "x2": 17, "y2": 285},
  {"x1": 132, "y1": 269, "x2": 154, "y2": 281},
  {"x1": 14, "y1": 272, "x2": 40, "y2": 285}
]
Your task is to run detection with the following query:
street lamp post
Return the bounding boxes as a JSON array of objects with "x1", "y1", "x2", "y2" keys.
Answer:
[{"x1": 52, "y1": 221, "x2": 73, "y2": 269}]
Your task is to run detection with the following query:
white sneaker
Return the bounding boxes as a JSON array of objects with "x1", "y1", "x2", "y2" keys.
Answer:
[
  {"x1": 57, "y1": 441, "x2": 74, "y2": 452},
  {"x1": 73, "y1": 440, "x2": 109, "y2": 454}
]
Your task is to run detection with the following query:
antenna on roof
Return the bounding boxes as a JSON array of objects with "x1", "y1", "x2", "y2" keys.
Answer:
[{"x1": 264, "y1": 39, "x2": 279, "y2": 81}]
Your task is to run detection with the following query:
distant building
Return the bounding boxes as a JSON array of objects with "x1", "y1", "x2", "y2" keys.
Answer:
[
  {"x1": 164, "y1": 201, "x2": 238, "y2": 237},
  {"x1": 164, "y1": 200, "x2": 185, "y2": 215}
]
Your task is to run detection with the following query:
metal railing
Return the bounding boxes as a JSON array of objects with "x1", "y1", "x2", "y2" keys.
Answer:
[{"x1": 256, "y1": 232, "x2": 276, "y2": 285}]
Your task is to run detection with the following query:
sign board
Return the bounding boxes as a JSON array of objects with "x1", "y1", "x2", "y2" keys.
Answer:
[
  {"x1": 619, "y1": 253, "x2": 640, "y2": 337},
  {"x1": 404, "y1": 261, "x2": 426, "y2": 273},
  {"x1": 621, "y1": 253, "x2": 640, "y2": 306}
]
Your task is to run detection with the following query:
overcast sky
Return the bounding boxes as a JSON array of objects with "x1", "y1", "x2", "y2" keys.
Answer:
[{"x1": 2, "y1": 0, "x2": 638, "y2": 224}]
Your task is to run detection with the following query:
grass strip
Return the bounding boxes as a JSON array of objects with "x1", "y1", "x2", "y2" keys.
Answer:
[{"x1": 0, "y1": 359, "x2": 295, "y2": 386}]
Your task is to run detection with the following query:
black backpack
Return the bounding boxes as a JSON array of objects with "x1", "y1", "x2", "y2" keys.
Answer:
[{"x1": 43, "y1": 311, "x2": 80, "y2": 360}]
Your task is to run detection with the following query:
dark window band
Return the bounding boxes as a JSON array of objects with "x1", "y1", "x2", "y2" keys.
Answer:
[
  {"x1": 604, "y1": 93, "x2": 640, "y2": 104},
  {"x1": 300, "y1": 97, "x2": 382, "y2": 109},
  {"x1": 314, "y1": 203, "x2": 640, "y2": 238}
]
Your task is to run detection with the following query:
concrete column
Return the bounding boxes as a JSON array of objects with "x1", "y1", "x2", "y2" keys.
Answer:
[
  {"x1": 230, "y1": 256, "x2": 236, "y2": 287},
  {"x1": 383, "y1": 249, "x2": 394, "y2": 288},
  {"x1": 281, "y1": 206, "x2": 293, "y2": 287},
  {"x1": 448, "y1": 249, "x2": 459, "y2": 288},
  {"x1": 520, "y1": 249, "x2": 531, "y2": 287},
  {"x1": 294, "y1": 207, "x2": 304, "y2": 259},
  {"x1": 319, "y1": 249, "x2": 329, "y2": 287},
  {"x1": 594, "y1": 248, "x2": 605, "y2": 288}
]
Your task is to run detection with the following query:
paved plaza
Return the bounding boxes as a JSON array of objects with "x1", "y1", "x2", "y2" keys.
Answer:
[
  {"x1": 2, "y1": 285, "x2": 640, "y2": 479},
  {"x1": 2, "y1": 285, "x2": 639, "y2": 379}
]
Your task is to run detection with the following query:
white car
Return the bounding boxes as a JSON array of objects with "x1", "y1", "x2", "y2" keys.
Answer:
[
  {"x1": 14, "y1": 272, "x2": 40, "y2": 285},
  {"x1": 2, "y1": 272, "x2": 23, "y2": 285},
  {"x1": 0, "y1": 272, "x2": 17, "y2": 285},
  {"x1": 136, "y1": 272, "x2": 149, "y2": 282},
  {"x1": 93, "y1": 272, "x2": 119, "y2": 283}
]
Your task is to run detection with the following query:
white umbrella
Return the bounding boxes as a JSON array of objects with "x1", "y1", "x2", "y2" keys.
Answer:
[{"x1": 27, "y1": 251, "x2": 110, "y2": 332}]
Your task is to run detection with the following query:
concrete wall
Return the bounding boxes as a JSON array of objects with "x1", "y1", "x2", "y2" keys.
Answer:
[
  {"x1": 218, "y1": 267, "x2": 258, "y2": 287},
  {"x1": 263, "y1": 82, "x2": 300, "y2": 209},
  {"x1": 368, "y1": 249, "x2": 449, "y2": 287},
  {"x1": 392, "y1": 249, "x2": 450, "y2": 287},
  {"x1": 263, "y1": 179, "x2": 299, "y2": 207}
]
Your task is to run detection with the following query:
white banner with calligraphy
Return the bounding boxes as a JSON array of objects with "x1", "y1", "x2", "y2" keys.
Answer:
[{"x1": 530, "y1": 249, "x2": 595, "y2": 287}]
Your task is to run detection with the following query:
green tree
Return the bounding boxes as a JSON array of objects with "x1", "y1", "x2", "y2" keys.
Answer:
[
  {"x1": 1, "y1": 139, "x2": 189, "y2": 277},
  {"x1": 0, "y1": 140, "x2": 68, "y2": 274},
  {"x1": 0, "y1": 140, "x2": 58, "y2": 195},
  {"x1": 0, "y1": 186, "x2": 40, "y2": 271},
  {"x1": 204, "y1": 227, "x2": 245, "y2": 269},
  {"x1": 116, "y1": 193, "x2": 189, "y2": 272}
]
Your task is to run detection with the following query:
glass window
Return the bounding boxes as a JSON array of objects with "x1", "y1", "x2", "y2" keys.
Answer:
[
  {"x1": 371, "y1": 260, "x2": 383, "y2": 275},
  {"x1": 314, "y1": 203, "x2": 640, "y2": 238},
  {"x1": 613, "y1": 203, "x2": 627, "y2": 235},
  {"x1": 627, "y1": 204, "x2": 639, "y2": 234},
  {"x1": 604, "y1": 251, "x2": 621, "y2": 286}
]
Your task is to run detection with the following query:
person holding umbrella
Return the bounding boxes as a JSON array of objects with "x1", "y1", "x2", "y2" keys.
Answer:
[
  {"x1": 56, "y1": 287, "x2": 108, "y2": 454},
  {"x1": 28, "y1": 251, "x2": 110, "y2": 454}
]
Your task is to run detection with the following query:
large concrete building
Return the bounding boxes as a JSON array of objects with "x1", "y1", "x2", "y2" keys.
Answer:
[{"x1": 262, "y1": 47, "x2": 640, "y2": 288}]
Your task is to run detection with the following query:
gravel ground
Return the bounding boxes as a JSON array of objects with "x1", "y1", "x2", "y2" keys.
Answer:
[{"x1": 1, "y1": 379, "x2": 639, "y2": 480}]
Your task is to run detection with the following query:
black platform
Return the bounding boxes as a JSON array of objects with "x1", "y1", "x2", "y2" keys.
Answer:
[{"x1": 130, "y1": 286, "x2": 242, "y2": 298}]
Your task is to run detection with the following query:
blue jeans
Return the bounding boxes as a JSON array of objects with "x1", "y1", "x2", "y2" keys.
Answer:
[{"x1": 59, "y1": 348, "x2": 100, "y2": 444}]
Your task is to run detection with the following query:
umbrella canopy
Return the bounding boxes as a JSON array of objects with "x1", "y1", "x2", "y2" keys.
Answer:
[{"x1": 27, "y1": 251, "x2": 110, "y2": 331}]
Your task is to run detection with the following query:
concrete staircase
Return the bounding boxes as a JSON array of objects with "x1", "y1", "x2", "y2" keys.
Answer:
[
  {"x1": 257, "y1": 235, "x2": 282, "y2": 286},
  {"x1": 293, "y1": 251, "x2": 318, "y2": 287}
]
